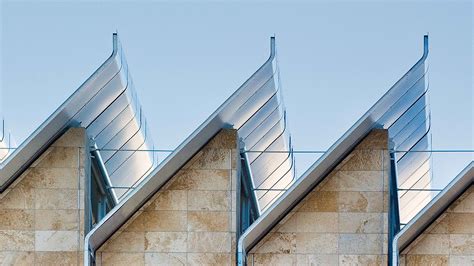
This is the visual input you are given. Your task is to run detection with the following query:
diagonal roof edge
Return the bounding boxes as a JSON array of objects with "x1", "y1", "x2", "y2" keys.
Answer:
[
  {"x1": 84, "y1": 37, "x2": 286, "y2": 264},
  {"x1": 0, "y1": 34, "x2": 156, "y2": 200},
  {"x1": 237, "y1": 35, "x2": 429, "y2": 265},
  {"x1": 392, "y1": 161, "x2": 473, "y2": 265},
  {"x1": 0, "y1": 33, "x2": 121, "y2": 192}
]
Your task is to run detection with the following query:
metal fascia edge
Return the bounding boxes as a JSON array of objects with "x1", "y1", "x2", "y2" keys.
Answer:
[
  {"x1": 391, "y1": 162, "x2": 473, "y2": 265},
  {"x1": 84, "y1": 37, "x2": 277, "y2": 265},
  {"x1": 237, "y1": 35, "x2": 429, "y2": 265}
]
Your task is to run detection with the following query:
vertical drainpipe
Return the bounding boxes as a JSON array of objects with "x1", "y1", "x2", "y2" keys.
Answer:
[{"x1": 388, "y1": 141, "x2": 401, "y2": 266}]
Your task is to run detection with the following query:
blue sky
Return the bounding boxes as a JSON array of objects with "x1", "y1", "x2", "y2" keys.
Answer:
[{"x1": 1, "y1": 1, "x2": 472, "y2": 188}]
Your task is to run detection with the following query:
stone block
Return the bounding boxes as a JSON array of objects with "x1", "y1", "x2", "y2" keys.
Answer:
[
  {"x1": 145, "y1": 232, "x2": 186, "y2": 252},
  {"x1": 35, "y1": 231, "x2": 78, "y2": 252},
  {"x1": 338, "y1": 213, "x2": 383, "y2": 233},
  {"x1": 187, "y1": 232, "x2": 231, "y2": 253},
  {"x1": 0, "y1": 251, "x2": 34, "y2": 265},
  {"x1": 407, "y1": 234, "x2": 449, "y2": 255},
  {"x1": 252, "y1": 254, "x2": 297, "y2": 265},
  {"x1": 35, "y1": 251, "x2": 78, "y2": 265},
  {"x1": 299, "y1": 191, "x2": 338, "y2": 212},
  {"x1": 101, "y1": 252, "x2": 144, "y2": 266},
  {"x1": 187, "y1": 253, "x2": 231, "y2": 265},
  {"x1": 35, "y1": 147, "x2": 79, "y2": 168},
  {"x1": 338, "y1": 191, "x2": 383, "y2": 212},
  {"x1": 35, "y1": 210, "x2": 79, "y2": 230},
  {"x1": 338, "y1": 234, "x2": 383, "y2": 254},
  {"x1": 187, "y1": 190, "x2": 230, "y2": 211},
  {"x1": 168, "y1": 169, "x2": 230, "y2": 191},
  {"x1": 147, "y1": 190, "x2": 187, "y2": 211},
  {"x1": 254, "y1": 233, "x2": 296, "y2": 254},
  {"x1": 295, "y1": 233, "x2": 338, "y2": 254},
  {"x1": 144, "y1": 252, "x2": 186, "y2": 265},
  {"x1": 0, "y1": 230, "x2": 34, "y2": 251},
  {"x1": 0, "y1": 210, "x2": 34, "y2": 230},
  {"x1": 102, "y1": 232, "x2": 144, "y2": 252},
  {"x1": 183, "y1": 148, "x2": 230, "y2": 170},
  {"x1": 339, "y1": 255, "x2": 384, "y2": 265},
  {"x1": 405, "y1": 255, "x2": 448, "y2": 266},
  {"x1": 141, "y1": 211, "x2": 187, "y2": 232},
  {"x1": 34, "y1": 189, "x2": 78, "y2": 210},
  {"x1": 295, "y1": 212, "x2": 338, "y2": 233},
  {"x1": 187, "y1": 211, "x2": 230, "y2": 232}
]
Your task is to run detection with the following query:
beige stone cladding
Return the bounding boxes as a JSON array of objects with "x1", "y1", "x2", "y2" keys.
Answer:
[
  {"x1": 0, "y1": 128, "x2": 86, "y2": 265},
  {"x1": 96, "y1": 129, "x2": 238, "y2": 265},
  {"x1": 247, "y1": 129, "x2": 390, "y2": 266},
  {"x1": 400, "y1": 185, "x2": 474, "y2": 266}
]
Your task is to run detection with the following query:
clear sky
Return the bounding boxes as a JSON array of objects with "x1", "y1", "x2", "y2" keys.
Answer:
[{"x1": 1, "y1": 1, "x2": 472, "y2": 188}]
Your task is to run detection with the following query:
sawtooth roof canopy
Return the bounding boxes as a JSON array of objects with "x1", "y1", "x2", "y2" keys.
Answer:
[
  {"x1": 0, "y1": 34, "x2": 157, "y2": 201},
  {"x1": 392, "y1": 162, "x2": 473, "y2": 265},
  {"x1": 237, "y1": 35, "x2": 432, "y2": 264},
  {"x1": 85, "y1": 36, "x2": 294, "y2": 263}
]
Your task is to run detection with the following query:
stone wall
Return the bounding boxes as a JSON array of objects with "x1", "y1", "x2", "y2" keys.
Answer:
[
  {"x1": 400, "y1": 185, "x2": 473, "y2": 265},
  {"x1": 95, "y1": 129, "x2": 238, "y2": 265},
  {"x1": 247, "y1": 129, "x2": 390, "y2": 265},
  {"x1": 0, "y1": 128, "x2": 86, "y2": 265}
]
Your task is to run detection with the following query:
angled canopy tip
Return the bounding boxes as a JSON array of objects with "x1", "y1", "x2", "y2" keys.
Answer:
[
  {"x1": 111, "y1": 33, "x2": 120, "y2": 55},
  {"x1": 423, "y1": 34, "x2": 429, "y2": 57},
  {"x1": 269, "y1": 36, "x2": 276, "y2": 58}
]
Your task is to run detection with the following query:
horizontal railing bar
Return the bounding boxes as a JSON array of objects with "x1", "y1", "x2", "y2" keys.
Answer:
[
  {"x1": 397, "y1": 188, "x2": 443, "y2": 191},
  {"x1": 253, "y1": 188, "x2": 288, "y2": 191},
  {"x1": 106, "y1": 186, "x2": 137, "y2": 189}
]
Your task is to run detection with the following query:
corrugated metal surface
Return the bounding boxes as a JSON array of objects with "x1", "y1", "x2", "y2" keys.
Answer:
[
  {"x1": 238, "y1": 35, "x2": 431, "y2": 264},
  {"x1": 0, "y1": 34, "x2": 157, "y2": 201},
  {"x1": 85, "y1": 37, "x2": 294, "y2": 263}
]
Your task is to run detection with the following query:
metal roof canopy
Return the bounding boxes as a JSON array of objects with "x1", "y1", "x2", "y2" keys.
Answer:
[
  {"x1": 237, "y1": 35, "x2": 431, "y2": 265},
  {"x1": 0, "y1": 34, "x2": 157, "y2": 201},
  {"x1": 85, "y1": 37, "x2": 294, "y2": 263},
  {"x1": 392, "y1": 162, "x2": 473, "y2": 265}
]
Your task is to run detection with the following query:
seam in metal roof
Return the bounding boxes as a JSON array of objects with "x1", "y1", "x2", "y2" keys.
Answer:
[
  {"x1": 0, "y1": 34, "x2": 157, "y2": 201},
  {"x1": 392, "y1": 162, "x2": 473, "y2": 265},
  {"x1": 237, "y1": 35, "x2": 431, "y2": 264},
  {"x1": 84, "y1": 37, "x2": 294, "y2": 264}
]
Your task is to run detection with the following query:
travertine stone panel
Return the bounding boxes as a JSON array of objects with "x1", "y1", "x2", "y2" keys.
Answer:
[
  {"x1": 401, "y1": 185, "x2": 474, "y2": 266},
  {"x1": 0, "y1": 128, "x2": 86, "y2": 265},
  {"x1": 96, "y1": 129, "x2": 238, "y2": 265},
  {"x1": 0, "y1": 252, "x2": 34, "y2": 265},
  {"x1": 249, "y1": 129, "x2": 389, "y2": 265}
]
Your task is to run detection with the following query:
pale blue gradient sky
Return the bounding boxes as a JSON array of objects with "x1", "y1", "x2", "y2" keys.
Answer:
[{"x1": 1, "y1": 1, "x2": 472, "y2": 188}]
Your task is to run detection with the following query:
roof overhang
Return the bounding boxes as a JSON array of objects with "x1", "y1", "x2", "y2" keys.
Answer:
[
  {"x1": 392, "y1": 162, "x2": 473, "y2": 265},
  {"x1": 0, "y1": 34, "x2": 156, "y2": 200},
  {"x1": 237, "y1": 35, "x2": 431, "y2": 264},
  {"x1": 85, "y1": 37, "x2": 295, "y2": 264}
]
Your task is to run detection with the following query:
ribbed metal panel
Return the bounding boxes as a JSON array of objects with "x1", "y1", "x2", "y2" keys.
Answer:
[
  {"x1": 377, "y1": 35, "x2": 431, "y2": 224},
  {"x1": 230, "y1": 37, "x2": 295, "y2": 212},
  {"x1": 85, "y1": 37, "x2": 294, "y2": 264},
  {"x1": 0, "y1": 34, "x2": 157, "y2": 201},
  {"x1": 237, "y1": 36, "x2": 431, "y2": 264}
]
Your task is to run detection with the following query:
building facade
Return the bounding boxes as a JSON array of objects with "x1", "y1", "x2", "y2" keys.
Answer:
[{"x1": 0, "y1": 34, "x2": 472, "y2": 266}]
